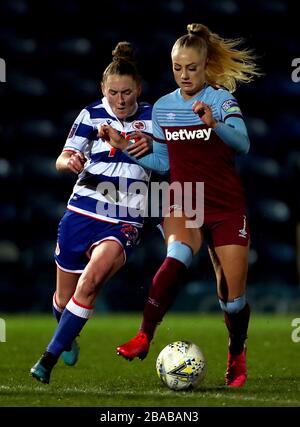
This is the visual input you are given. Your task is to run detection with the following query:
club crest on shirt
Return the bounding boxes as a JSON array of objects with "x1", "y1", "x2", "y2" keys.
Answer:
[
  {"x1": 221, "y1": 99, "x2": 241, "y2": 114},
  {"x1": 132, "y1": 120, "x2": 146, "y2": 130}
]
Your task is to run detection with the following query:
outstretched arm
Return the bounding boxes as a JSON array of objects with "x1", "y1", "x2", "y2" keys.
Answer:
[
  {"x1": 98, "y1": 124, "x2": 169, "y2": 173},
  {"x1": 126, "y1": 131, "x2": 153, "y2": 158},
  {"x1": 127, "y1": 140, "x2": 169, "y2": 173}
]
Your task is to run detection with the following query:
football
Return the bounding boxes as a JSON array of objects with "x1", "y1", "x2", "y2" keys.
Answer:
[{"x1": 156, "y1": 341, "x2": 206, "y2": 390}]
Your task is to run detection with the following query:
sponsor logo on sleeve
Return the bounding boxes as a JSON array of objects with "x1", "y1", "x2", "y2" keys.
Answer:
[
  {"x1": 68, "y1": 123, "x2": 78, "y2": 138},
  {"x1": 221, "y1": 99, "x2": 241, "y2": 114}
]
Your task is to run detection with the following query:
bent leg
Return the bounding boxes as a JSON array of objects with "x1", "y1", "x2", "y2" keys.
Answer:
[
  {"x1": 212, "y1": 244, "x2": 249, "y2": 301},
  {"x1": 117, "y1": 213, "x2": 203, "y2": 361},
  {"x1": 31, "y1": 240, "x2": 125, "y2": 382},
  {"x1": 209, "y1": 244, "x2": 250, "y2": 387},
  {"x1": 209, "y1": 244, "x2": 250, "y2": 354},
  {"x1": 141, "y1": 214, "x2": 203, "y2": 339},
  {"x1": 74, "y1": 240, "x2": 125, "y2": 306},
  {"x1": 50, "y1": 240, "x2": 125, "y2": 357}
]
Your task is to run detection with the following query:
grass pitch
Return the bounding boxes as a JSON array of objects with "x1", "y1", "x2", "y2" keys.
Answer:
[{"x1": 0, "y1": 313, "x2": 300, "y2": 407}]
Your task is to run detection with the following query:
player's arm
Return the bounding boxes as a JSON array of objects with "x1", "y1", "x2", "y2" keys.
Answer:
[
  {"x1": 56, "y1": 150, "x2": 86, "y2": 174},
  {"x1": 193, "y1": 100, "x2": 250, "y2": 154},
  {"x1": 97, "y1": 125, "x2": 152, "y2": 155},
  {"x1": 126, "y1": 131, "x2": 153, "y2": 158},
  {"x1": 57, "y1": 108, "x2": 94, "y2": 173},
  {"x1": 98, "y1": 124, "x2": 169, "y2": 173},
  {"x1": 127, "y1": 140, "x2": 169, "y2": 172},
  {"x1": 212, "y1": 117, "x2": 250, "y2": 154}
]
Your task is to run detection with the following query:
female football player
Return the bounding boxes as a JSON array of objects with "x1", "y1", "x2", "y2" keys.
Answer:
[
  {"x1": 30, "y1": 41, "x2": 168, "y2": 384},
  {"x1": 104, "y1": 23, "x2": 260, "y2": 387}
]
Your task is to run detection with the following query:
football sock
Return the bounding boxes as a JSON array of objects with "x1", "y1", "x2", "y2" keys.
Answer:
[
  {"x1": 53, "y1": 292, "x2": 72, "y2": 351},
  {"x1": 140, "y1": 257, "x2": 188, "y2": 341},
  {"x1": 224, "y1": 303, "x2": 250, "y2": 355},
  {"x1": 47, "y1": 296, "x2": 94, "y2": 358},
  {"x1": 52, "y1": 292, "x2": 63, "y2": 323}
]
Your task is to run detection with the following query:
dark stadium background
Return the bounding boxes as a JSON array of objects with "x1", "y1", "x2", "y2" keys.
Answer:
[{"x1": 0, "y1": 0, "x2": 299, "y2": 314}]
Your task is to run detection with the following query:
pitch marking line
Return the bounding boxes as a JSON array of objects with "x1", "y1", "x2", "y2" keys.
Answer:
[{"x1": 0, "y1": 385, "x2": 299, "y2": 406}]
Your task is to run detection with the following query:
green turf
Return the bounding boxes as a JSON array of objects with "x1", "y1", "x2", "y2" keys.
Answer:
[{"x1": 0, "y1": 313, "x2": 300, "y2": 407}]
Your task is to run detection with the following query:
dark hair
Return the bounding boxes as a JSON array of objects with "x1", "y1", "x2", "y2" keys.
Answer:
[{"x1": 102, "y1": 41, "x2": 141, "y2": 84}]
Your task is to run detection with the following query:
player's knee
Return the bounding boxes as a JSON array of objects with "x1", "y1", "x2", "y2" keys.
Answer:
[
  {"x1": 77, "y1": 274, "x2": 98, "y2": 295},
  {"x1": 167, "y1": 240, "x2": 193, "y2": 268},
  {"x1": 219, "y1": 294, "x2": 246, "y2": 314},
  {"x1": 77, "y1": 267, "x2": 107, "y2": 297}
]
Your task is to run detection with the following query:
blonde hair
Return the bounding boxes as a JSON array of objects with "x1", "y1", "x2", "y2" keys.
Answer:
[
  {"x1": 102, "y1": 41, "x2": 141, "y2": 84},
  {"x1": 172, "y1": 23, "x2": 260, "y2": 92}
]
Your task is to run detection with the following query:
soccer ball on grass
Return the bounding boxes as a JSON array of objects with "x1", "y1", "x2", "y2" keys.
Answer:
[{"x1": 156, "y1": 341, "x2": 206, "y2": 390}]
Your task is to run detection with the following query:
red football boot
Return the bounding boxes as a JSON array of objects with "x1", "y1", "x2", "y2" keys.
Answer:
[
  {"x1": 116, "y1": 331, "x2": 150, "y2": 361},
  {"x1": 225, "y1": 348, "x2": 247, "y2": 387}
]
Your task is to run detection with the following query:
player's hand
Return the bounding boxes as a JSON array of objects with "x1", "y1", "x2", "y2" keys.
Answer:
[
  {"x1": 67, "y1": 152, "x2": 86, "y2": 174},
  {"x1": 98, "y1": 124, "x2": 128, "y2": 150},
  {"x1": 126, "y1": 131, "x2": 153, "y2": 158},
  {"x1": 192, "y1": 101, "x2": 218, "y2": 128}
]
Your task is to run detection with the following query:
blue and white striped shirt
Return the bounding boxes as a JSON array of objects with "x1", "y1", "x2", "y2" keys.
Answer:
[{"x1": 63, "y1": 97, "x2": 152, "y2": 226}]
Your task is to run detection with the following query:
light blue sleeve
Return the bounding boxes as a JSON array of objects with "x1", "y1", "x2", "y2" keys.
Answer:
[
  {"x1": 124, "y1": 141, "x2": 169, "y2": 173},
  {"x1": 152, "y1": 102, "x2": 166, "y2": 142},
  {"x1": 213, "y1": 89, "x2": 250, "y2": 154},
  {"x1": 213, "y1": 117, "x2": 250, "y2": 154}
]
